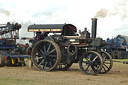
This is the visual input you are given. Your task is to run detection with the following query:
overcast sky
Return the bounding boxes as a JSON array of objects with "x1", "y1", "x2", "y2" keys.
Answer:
[{"x1": 0, "y1": 0, "x2": 128, "y2": 39}]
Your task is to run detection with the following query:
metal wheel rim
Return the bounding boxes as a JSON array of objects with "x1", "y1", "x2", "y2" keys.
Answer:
[
  {"x1": 79, "y1": 51, "x2": 103, "y2": 75},
  {"x1": 31, "y1": 40, "x2": 61, "y2": 71}
]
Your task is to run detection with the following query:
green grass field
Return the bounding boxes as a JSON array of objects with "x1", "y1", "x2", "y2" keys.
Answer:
[
  {"x1": 113, "y1": 59, "x2": 128, "y2": 61},
  {"x1": 112, "y1": 59, "x2": 128, "y2": 64},
  {"x1": 0, "y1": 78, "x2": 65, "y2": 85},
  {"x1": 0, "y1": 59, "x2": 128, "y2": 85}
]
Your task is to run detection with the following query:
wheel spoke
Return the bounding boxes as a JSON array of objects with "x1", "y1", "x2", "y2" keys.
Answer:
[
  {"x1": 94, "y1": 66, "x2": 99, "y2": 71},
  {"x1": 104, "y1": 56, "x2": 107, "y2": 59},
  {"x1": 43, "y1": 45, "x2": 46, "y2": 53},
  {"x1": 88, "y1": 66, "x2": 92, "y2": 73},
  {"x1": 38, "y1": 59, "x2": 44, "y2": 67},
  {"x1": 49, "y1": 55, "x2": 57, "y2": 58},
  {"x1": 103, "y1": 63, "x2": 109, "y2": 69},
  {"x1": 44, "y1": 61, "x2": 48, "y2": 68},
  {"x1": 38, "y1": 57, "x2": 43, "y2": 60},
  {"x1": 92, "y1": 56, "x2": 98, "y2": 62},
  {"x1": 47, "y1": 43, "x2": 51, "y2": 52},
  {"x1": 85, "y1": 65, "x2": 90, "y2": 71},
  {"x1": 49, "y1": 49, "x2": 56, "y2": 54},
  {"x1": 40, "y1": 49, "x2": 45, "y2": 55},
  {"x1": 93, "y1": 62, "x2": 100, "y2": 65},
  {"x1": 49, "y1": 62, "x2": 53, "y2": 67},
  {"x1": 88, "y1": 54, "x2": 92, "y2": 61},
  {"x1": 91, "y1": 66, "x2": 96, "y2": 73},
  {"x1": 102, "y1": 65, "x2": 107, "y2": 72}
]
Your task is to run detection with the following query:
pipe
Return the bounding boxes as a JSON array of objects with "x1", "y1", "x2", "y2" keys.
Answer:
[{"x1": 91, "y1": 18, "x2": 98, "y2": 38}]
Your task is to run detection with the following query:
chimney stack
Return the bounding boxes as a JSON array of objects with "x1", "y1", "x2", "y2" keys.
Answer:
[{"x1": 91, "y1": 18, "x2": 98, "y2": 38}]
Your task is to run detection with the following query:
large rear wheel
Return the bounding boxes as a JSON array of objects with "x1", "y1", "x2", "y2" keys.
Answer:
[{"x1": 31, "y1": 40, "x2": 61, "y2": 71}]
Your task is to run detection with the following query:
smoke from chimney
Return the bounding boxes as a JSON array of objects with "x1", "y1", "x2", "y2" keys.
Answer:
[
  {"x1": 0, "y1": 9, "x2": 11, "y2": 16},
  {"x1": 94, "y1": 0, "x2": 128, "y2": 20},
  {"x1": 94, "y1": 9, "x2": 108, "y2": 18}
]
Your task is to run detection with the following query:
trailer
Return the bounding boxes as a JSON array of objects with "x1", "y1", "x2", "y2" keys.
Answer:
[
  {"x1": 0, "y1": 22, "x2": 30, "y2": 67},
  {"x1": 27, "y1": 18, "x2": 113, "y2": 75}
]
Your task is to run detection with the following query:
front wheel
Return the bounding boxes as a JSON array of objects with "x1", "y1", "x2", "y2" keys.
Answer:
[
  {"x1": 99, "y1": 51, "x2": 113, "y2": 74},
  {"x1": 79, "y1": 51, "x2": 103, "y2": 75}
]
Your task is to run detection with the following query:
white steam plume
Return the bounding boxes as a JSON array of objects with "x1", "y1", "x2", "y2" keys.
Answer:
[{"x1": 0, "y1": 9, "x2": 10, "y2": 16}]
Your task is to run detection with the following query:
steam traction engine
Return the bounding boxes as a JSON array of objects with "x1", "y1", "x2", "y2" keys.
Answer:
[{"x1": 28, "y1": 18, "x2": 113, "y2": 75}]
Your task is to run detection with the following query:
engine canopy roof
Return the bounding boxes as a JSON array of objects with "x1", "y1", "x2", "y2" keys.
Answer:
[{"x1": 28, "y1": 24, "x2": 77, "y2": 33}]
